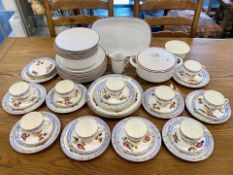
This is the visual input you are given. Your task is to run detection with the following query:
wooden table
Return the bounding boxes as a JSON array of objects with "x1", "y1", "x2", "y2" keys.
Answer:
[{"x1": 0, "y1": 37, "x2": 233, "y2": 175}]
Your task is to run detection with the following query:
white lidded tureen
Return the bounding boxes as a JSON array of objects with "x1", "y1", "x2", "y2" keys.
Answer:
[{"x1": 130, "y1": 47, "x2": 182, "y2": 83}]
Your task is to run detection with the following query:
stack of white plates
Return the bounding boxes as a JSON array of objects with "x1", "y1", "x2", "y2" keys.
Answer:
[{"x1": 55, "y1": 28, "x2": 107, "y2": 83}]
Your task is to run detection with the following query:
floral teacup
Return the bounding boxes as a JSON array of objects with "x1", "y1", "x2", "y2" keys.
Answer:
[
  {"x1": 154, "y1": 85, "x2": 176, "y2": 106},
  {"x1": 183, "y1": 60, "x2": 205, "y2": 77},
  {"x1": 105, "y1": 78, "x2": 125, "y2": 97}
]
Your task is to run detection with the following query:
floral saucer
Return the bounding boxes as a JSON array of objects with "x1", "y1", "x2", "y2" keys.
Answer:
[
  {"x1": 60, "y1": 116, "x2": 111, "y2": 161},
  {"x1": 162, "y1": 117, "x2": 214, "y2": 162},
  {"x1": 112, "y1": 117, "x2": 161, "y2": 162},
  {"x1": 93, "y1": 81, "x2": 137, "y2": 112},
  {"x1": 25, "y1": 58, "x2": 56, "y2": 78},
  {"x1": 173, "y1": 66, "x2": 210, "y2": 88},
  {"x1": 46, "y1": 84, "x2": 87, "y2": 114},
  {"x1": 186, "y1": 90, "x2": 231, "y2": 124},
  {"x1": 10, "y1": 112, "x2": 61, "y2": 154},
  {"x1": 2, "y1": 83, "x2": 46, "y2": 115},
  {"x1": 87, "y1": 74, "x2": 143, "y2": 118},
  {"x1": 142, "y1": 87, "x2": 184, "y2": 119}
]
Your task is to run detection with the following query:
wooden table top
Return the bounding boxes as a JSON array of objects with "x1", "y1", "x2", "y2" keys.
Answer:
[{"x1": 0, "y1": 37, "x2": 233, "y2": 175}]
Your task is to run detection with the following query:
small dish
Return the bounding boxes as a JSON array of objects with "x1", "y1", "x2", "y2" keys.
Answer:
[
  {"x1": 165, "y1": 40, "x2": 190, "y2": 59},
  {"x1": 10, "y1": 111, "x2": 61, "y2": 154},
  {"x1": 112, "y1": 117, "x2": 161, "y2": 162},
  {"x1": 162, "y1": 116, "x2": 214, "y2": 162},
  {"x1": 142, "y1": 86, "x2": 184, "y2": 119},
  {"x1": 60, "y1": 116, "x2": 111, "y2": 161}
]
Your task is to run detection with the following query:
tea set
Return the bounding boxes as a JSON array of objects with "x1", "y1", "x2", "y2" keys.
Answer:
[{"x1": 2, "y1": 22, "x2": 231, "y2": 163}]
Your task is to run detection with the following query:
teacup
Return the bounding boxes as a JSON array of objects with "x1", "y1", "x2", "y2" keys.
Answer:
[
  {"x1": 105, "y1": 78, "x2": 125, "y2": 97},
  {"x1": 20, "y1": 112, "x2": 47, "y2": 133},
  {"x1": 165, "y1": 40, "x2": 190, "y2": 59},
  {"x1": 183, "y1": 60, "x2": 205, "y2": 77},
  {"x1": 109, "y1": 52, "x2": 130, "y2": 74},
  {"x1": 203, "y1": 90, "x2": 229, "y2": 110},
  {"x1": 75, "y1": 117, "x2": 98, "y2": 142},
  {"x1": 154, "y1": 85, "x2": 176, "y2": 105},
  {"x1": 124, "y1": 118, "x2": 147, "y2": 142},
  {"x1": 55, "y1": 80, "x2": 76, "y2": 98},
  {"x1": 180, "y1": 118, "x2": 204, "y2": 144}
]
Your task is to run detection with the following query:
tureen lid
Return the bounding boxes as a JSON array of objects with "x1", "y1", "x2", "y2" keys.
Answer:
[{"x1": 137, "y1": 47, "x2": 176, "y2": 72}]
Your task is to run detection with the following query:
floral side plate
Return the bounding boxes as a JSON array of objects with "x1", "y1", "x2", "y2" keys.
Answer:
[
  {"x1": 9, "y1": 111, "x2": 61, "y2": 154},
  {"x1": 112, "y1": 117, "x2": 161, "y2": 162},
  {"x1": 2, "y1": 84, "x2": 47, "y2": 115},
  {"x1": 46, "y1": 84, "x2": 87, "y2": 114},
  {"x1": 186, "y1": 90, "x2": 231, "y2": 124},
  {"x1": 142, "y1": 87, "x2": 184, "y2": 119},
  {"x1": 87, "y1": 74, "x2": 143, "y2": 118},
  {"x1": 60, "y1": 116, "x2": 111, "y2": 161},
  {"x1": 162, "y1": 117, "x2": 214, "y2": 162},
  {"x1": 173, "y1": 66, "x2": 210, "y2": 88}
]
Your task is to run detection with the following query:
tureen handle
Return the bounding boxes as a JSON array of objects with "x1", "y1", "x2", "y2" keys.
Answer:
[
  {"x1": 129, "y1": 56, "x2": 138, "y2": 68},
  {"x1": 175, "y1": 56, "x2": 183, "y2": 68}
]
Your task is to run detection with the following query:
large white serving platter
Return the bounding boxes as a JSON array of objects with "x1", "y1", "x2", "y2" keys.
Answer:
[{"x1": 91, "y1": 17, "x2": 151, "y2": 56}]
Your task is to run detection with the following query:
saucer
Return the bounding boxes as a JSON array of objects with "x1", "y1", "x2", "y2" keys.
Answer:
[
  {"x1": 162, "y1": 117, "x2": 214, "y2": 162},
  {"x1": 2, "y1": 83, "x2": 47, "y2": 115},
  {"x1": 10, "y1": 112, "x2": 61, "y2": 154},
  {"x1": 142, "y1": 87, "x2": 184, "y2": 119},
  {"x1": 112, "y1": 117, "x2": 161, "y2": 162},
  {"x1": 46, "y1": 84, "x2": 87, "y2": 114},
  {"x1": 173, "y1": 66, "x2": 210, "y2": 88},
  {"x1": 87, "y1": 74, "x2": 143, "y2": 118},
  {"x1": 60, "y1": 116, "x2": 111, "y2": 161},
  {"x1": 186, "y1": 90, "x2": 231, "y2": 124}
]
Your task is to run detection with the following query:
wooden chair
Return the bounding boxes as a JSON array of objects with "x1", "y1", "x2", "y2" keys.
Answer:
[
  {"x1": 134, "y1": 0, "x2": 204, "y2": 37},
  {"x1": 44, "y1": 0, "x2": 114, "y2": 37}
]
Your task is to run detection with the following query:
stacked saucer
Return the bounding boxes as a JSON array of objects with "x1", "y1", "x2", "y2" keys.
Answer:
[
  {"x1": 2, "y1": 81, "x2": 46, "y2": 115},
  {"x1": 87, "y1": 74, "x2": 143, "y2": 118},
  {"x1": 60, "y1": 116, "x2": 111, "y2": 161},
  {"x1": 142, "y1": 85, "x2": 184, "y2": 119},
  {"x1": 162, "y1": 117, "x2": 214, "y2": 162},
  {"x1": 186, "y1": 90, "x2": 231, "y2": 124},
  {"x1": 55, "y1": 28, "x2": 107, "y2": 83},
  {"x1": 21, "y1": 57, "x2": 57, "y2": 83},
  {"x1": 46, "y1": 80, "x2": 87, "y2": 114},
  {"x1": 10, "y1": 111, "x2": 61, "y2": 154},
  {"x1": 112, "y1": 117, "x2": 161, "y2": 162},
  {"x1": 173, "y1": 60, "x2": 210, "y2": 88}
]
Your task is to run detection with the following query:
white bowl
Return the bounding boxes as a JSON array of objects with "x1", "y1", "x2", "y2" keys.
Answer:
[{"x1": 165, "y1": 40, "x2": 190, "y2": 58}]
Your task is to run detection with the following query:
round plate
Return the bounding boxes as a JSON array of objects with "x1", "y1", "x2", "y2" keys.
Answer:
[
  {"x1": 186, "y1": 90, "x2": 231, "y2": 124},
  {"x1": 173, "y1": 66, "x2": 210, "y2": 88},
  {"x1": 112, "y1": 117, "x2": 161, "y2": 162},
  {"x1": 46, "y1": 84, "x2": 87, "y2": 114},
  {"x1": 2, "y1": 84, "x2": 47, "y2": 115},
  {"x1": 142, "y1": 87, "x2": 184, "y2": 119},
  {"x1": 60, "y1": 116, "x2": 111, "y2": 161},
  {"x1": 87, "y1": 74, "x2": 143, "y2": 118},
  {"x1": 162, "y1": 116, "x2": 214, "y2": 162},
  {"x1": 9, "y1": 111, "x2": 61, "y2": 154}
]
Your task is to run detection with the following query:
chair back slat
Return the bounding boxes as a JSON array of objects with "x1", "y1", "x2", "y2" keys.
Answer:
[
  {"x1": 145, "y1": 16, "x2": 193, "y2": 26},
  {"x1": 53, "y1": 16, "x2": 101, "y2": 26},
  {"x1": 152, "y1": 31, "x2": 190, "y2": 37}
]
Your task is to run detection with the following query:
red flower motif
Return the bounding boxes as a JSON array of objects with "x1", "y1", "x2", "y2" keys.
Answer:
[{"x1": 77, "y1": 143, "x2": 85, "y2": 150}]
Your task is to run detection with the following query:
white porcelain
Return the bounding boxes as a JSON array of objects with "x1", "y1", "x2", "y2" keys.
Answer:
[
  {"x1": 109, "y1": 52, "x2": 129, "y2": 74},
  {"x1": 20, "y1": 112, "x2": 44, "y2": 132},
  {"x1": 55, "y1": 27, "x2": 99, "y2": 52},
  {"x1": 130, "y1": 47, "x2": 182, "y2": 83},
  {"x1": 155, "y1": 85, "x2": 176, "y2": 104},
  {"x1": 124, "y1": 118, "x2": 147, "y2": 141},
  {"x1": 105, "y1": 78, "x2": 125, "y2": 97},
  {"x1": 92, "y1": 17, "x2": 151, "y2": 56},
  {"x1": 55, "y1": 80, "x2": 75, "y2": 96},
  {"x1": 180, "y1": 118, "x2": 204, "y2": 143},
  {"x1": 203, "y1": 90, "x2": 228, "y2": 108},
  {"x1": 9, "y1": 81, "x2": 30, "y2": 97},
  {"x1": 75, "y1": 117, "x2": 98, "y2": 141},
  {"x1": 183, "y1": 60, "x2": 205, "y2": 77},
  {"x1": 165, "y1": 40, "x2": 190, "y2": 59}
]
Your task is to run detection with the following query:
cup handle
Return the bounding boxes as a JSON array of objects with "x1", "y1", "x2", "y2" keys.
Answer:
[
  {"x1": 202, "y1": 65, "x2": 206, "y2": 69},
  {"x1": 129, "y1": 56, "x2": 138, "y2": 68},
  {"x1": 224, "y1": 98, "x2": 229, "y2": 105},
  {"x1": 176, "y1": 56, "x2": 183, "y2": 68}
]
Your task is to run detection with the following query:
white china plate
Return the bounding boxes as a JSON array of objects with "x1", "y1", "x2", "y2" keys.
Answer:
[
  {"x1": 46, "y1": 84, "x2": 87, "y2": 114},
  {"x1": 60, "y1": 116, "x2": 111, "y2": 161},
  {"x1": 112, "y1": 117, "x2": 161, "y2": 162},
  {"x1": 92, "y1": 17, "x2": 151, "y2": 56},
  {"x1": 186, "y1": 90, "x2": 231, "y2": 124},
  {"x1": 162, "y1": 117, "x2": 214, "y2": 162},
  {"x1": 87, "y1": 74, "x2": 143, "y2": 118},
  {"x1": 2, "y1": 83, "x2": 47, "y2": 115},
  {"x1": 142, "y1": 87, "x2": 184, "y2": 119},
  {"x1": 10, "y1": 112, "x2": 61, "y2": 154}
]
